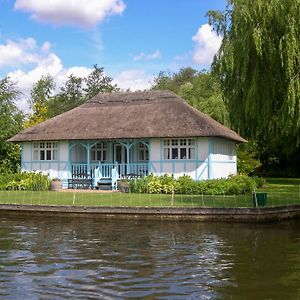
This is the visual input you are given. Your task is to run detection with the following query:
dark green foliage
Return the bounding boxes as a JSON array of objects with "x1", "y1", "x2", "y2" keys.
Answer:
[
  {"x1": 47, "y1": 74, "x2": 85, "y2": 118},
  {"x1": 0, "y1": 77, "x2": 23, "y2": 173},
  {"x1": 237, "y1": 142, "x2": 262, "y2": 175},
  {"x1": 84, "y1": 64, "x2": 119, "y2": 99},
  {"x1": 208, "y1": 0, "x2": 300, "y2": 155},
  {"x1": 152, "y1": 68, "x2": 229, "y2": 125},
  {"x1": 128, "y1": 174, "x2": 261, "y2": 195},
  {"x1": 0, "y1": 172, "x2": 50, "y2": 191}
]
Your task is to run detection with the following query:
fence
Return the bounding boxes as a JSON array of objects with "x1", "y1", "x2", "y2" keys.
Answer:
[{"x1": 0, "y1": 184, "x2": 300, "y2": 209}]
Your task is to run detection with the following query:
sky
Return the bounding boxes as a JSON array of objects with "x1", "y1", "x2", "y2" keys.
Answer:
[{"x1": 0, "y1": 0, "x2": 226, "y2": 111}]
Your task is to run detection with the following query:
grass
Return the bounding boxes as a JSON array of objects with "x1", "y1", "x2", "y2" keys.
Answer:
[{"x1": 0, "y1": 178, "x2": 299, "y2": 208}]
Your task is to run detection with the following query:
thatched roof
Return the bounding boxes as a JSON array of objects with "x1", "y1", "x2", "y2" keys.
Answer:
[{"x1": 9, "y1": 90, "x2": 246, "y2": 143}]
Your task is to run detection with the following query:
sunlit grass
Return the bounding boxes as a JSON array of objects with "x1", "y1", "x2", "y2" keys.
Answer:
[{"x1": 0, "y1": 178, "x2": 299, "y2": 208}]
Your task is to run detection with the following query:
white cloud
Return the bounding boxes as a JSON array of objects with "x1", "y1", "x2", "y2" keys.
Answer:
[
  {"x1": 192, "y1": 24, "x2": 222, "y2": 65},
  {"x1": 2, "y1": 37, "x2": 153, "y2": 112},
  {"x1": 8, "y1": 53, "x2": 64, "y2": 111},
  {"x1": 1, "y1": 37, "x2": 91, "y2": 111},
  {"x1": 0, "y1": 37, "x2": 49, "y2": 68},
  {"x1": 133, "y1": 50, "x2": 161, "y2": 61},
  {"x1": 114, "y1": 69, "x2": 153, "y2": 91},
  {"x1": 14, "y1": 0, "x2": 126, "y2": 28}
]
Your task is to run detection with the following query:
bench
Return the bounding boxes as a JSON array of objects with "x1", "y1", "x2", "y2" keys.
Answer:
[
  {"x1": 122, "y1": 173, "x2": 141, "y2": 180},
  {"x1": 68, "y1": 173, "x2": 93, "y2": 189}
]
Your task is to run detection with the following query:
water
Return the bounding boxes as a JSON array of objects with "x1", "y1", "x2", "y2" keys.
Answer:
[{"x1": 1, "y1": 214, "x2": 300, "y2": 299}]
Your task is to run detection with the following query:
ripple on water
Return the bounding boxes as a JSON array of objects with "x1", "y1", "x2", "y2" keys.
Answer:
[{"x1": 1, "y1": 217, "x2": 300, "y2": 299}]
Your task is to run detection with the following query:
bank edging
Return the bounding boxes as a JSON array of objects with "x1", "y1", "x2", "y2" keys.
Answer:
[{"x1": 1, "y1": 204, "x2": 300, "y2": 222}]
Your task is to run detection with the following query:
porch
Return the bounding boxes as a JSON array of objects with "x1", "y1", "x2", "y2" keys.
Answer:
[{"x1": 68, "y1": 140, "x2": 150, "y2": 189}]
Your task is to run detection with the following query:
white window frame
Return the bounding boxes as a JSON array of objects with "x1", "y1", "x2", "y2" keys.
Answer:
[
  {"x1": 90, "y1": 142, "x2": 108, "y2": 162},
  {"x1": 163, "y1": 138, "x2": 195, "y2": 160},
  {"x1": 138, "y1": 142, "x2": 149, "y2": 161},
  {"x1": 33, "y1": 142, "x2": 58, "y2": 161}
]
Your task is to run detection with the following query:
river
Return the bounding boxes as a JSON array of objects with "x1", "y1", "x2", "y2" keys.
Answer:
[{"x1": 1, "y1": 214, "x2": 300, "y2": 299}]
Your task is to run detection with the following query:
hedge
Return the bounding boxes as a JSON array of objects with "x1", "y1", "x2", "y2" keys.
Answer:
[{"x1": 128, "y1": 174, "x2": 265, "y2": 195}]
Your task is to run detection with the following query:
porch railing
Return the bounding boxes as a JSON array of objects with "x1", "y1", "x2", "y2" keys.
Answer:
[{"x1": 70, "y1": 162, "x2": 149, "y2": 179}]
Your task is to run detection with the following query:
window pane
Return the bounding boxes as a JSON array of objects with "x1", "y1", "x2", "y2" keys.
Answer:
[
  {"x1": 40, "y1": 150, "x2": 45, "y2": 160},
  {"x1": 188, "y1": 139, "x2": 195, "y2": 146},
  {"x1": 145, "y1": 150, "x2": 149, "y2": 160},
  {"x1": 46, "y1": 142, "x2": 52, "y2": 148},
  {"x1": 97, "y1": 151, "x2": 101, "y2": 161},
  {"x1": 139, "y1": 150, "x2": 144, "y2": 161},
  {"x1": 53, "y1": 142, "x2": 58, "y2": 148},
  {"x1": 91, "y1": 151, "x2": 96, "y2": 161},
  {"x1": 180, "y1": 139, "x2": 186, "y2": 146},
  {"x1": 180, "y1": 148, "x2": 187, "y2": 159},
  {"x1": 163, "y1": 139, "x2": 169, "y2": 146},
  {"x1": 53, "y1": 150, "x2": 58, "y2": 160},
  {"x1": 40, "y1": 142, "x2": 45, "y2": 148},
  {"x1": 163, "y1": 148, "x2": 170, "y2": 159},
  {"x1": 189, "y1": 148, "x2": 195, "y2": 159},
  {"x1": 171, "y1": 139, "x2": 178, "y2": 146},
  {"x1": 33, "y1": 150, "x2": 38, "y2": 160},
  {"x1": 103, "y1": 150, "x2": 107, "y2": 161},
  {"x1": 33, "y1": 143, "x2": 39, "y2": 149},
  {"x1": 172, "y1": 148, "x2": 178, "y2": 159},
  {"x1": 46, "y1": 150, "x2": 51, "y2": 160}
]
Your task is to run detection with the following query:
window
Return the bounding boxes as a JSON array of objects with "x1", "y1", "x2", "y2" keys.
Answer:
[
  {"x1": 212, "y1": 139, "x2": 235, "y2": 160},
  {"x1": 138, "y1": 142, "x2": 149, "y2": 161},
  {"x1": 163, "y1": 138, "x2": 195, "y2": 160},
  {"x1": 33, "y1": 142, "x2": 58, "y2": 161},
  {"x1": 91, "y1": 142, "x2": 108, "y2": 162}
]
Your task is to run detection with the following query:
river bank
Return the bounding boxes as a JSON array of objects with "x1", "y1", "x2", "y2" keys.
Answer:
[{"x1": 1, "y1": 203, "x2": 300, "y2": 223}]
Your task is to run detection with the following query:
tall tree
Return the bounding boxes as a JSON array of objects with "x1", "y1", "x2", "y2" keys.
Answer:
[
  {"x1": 47, "y1": 74, "x2": 84, "y2": 118},
  {"x1": 152, "y1": 68, "x2": 229, "y2": 125},
  {"x1": 84, "y1": 64, "x2": 119, "y2": 99},
  {"x1": 0, "y1": 77, "x2": 23, "y2": 173},
  {"x1": 207, "y1": 0, "x2": 300, "y2": 155},
  {"x1": 24, "y1": 75, "x2": 55, "y2": 128}
]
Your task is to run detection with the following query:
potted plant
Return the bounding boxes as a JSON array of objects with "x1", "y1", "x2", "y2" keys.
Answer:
[
  {"x1": 50, "y1": 178, "x2": 62, "y2": 191},
  {"x1": 117, "y1": 179, "x2": 130, "y2": 193}
]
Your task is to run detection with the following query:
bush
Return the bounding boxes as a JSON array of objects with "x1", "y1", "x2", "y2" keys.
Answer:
[
  {"x1": 0, "y1": 172, "x2": 50, "y2": 191},
  {"x1": 127, "y1": 173, "x2": 262, "y2": 195}
]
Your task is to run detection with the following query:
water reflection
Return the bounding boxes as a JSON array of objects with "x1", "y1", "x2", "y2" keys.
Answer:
[{"x1": 1, "y1": 214, "x2": 300, "y2": 299}]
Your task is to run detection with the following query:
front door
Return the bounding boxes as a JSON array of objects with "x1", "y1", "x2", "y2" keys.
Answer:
[{"x1": 114, "y1": 144, "x2": 127, "y2": 175}]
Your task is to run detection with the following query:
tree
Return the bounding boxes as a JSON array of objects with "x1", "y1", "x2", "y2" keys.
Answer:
[
  {"x1": 24, "y1": 75, "x2": 55, "y2": 128},
  {"x1": 0, "y1": 77, "x2": 23, "y2": 173},
  {"x1": 47, "y1": 74, "x2": 84, "y2": 118},
  {"x1": 152, "y1": 68, "x2": 229, "y2": 125},
  {"x1": 84, "y1": 64, "x2": 119, "y2": 99},
  {"x1": 207, "y1": 0, "x2": 300, "y2": 155}
]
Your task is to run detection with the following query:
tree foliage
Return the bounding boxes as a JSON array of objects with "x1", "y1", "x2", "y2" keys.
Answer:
[
  {"x1": 84, "y1": 64, "x2": 119, "y2": 99},
  {"x1": 24, "y1": 75, "x2": 55, "y2": 128},
  {"x1": 207, "y1": 0, "x2": 300, "y2": 154},
  {"x1": 0, "y1": 77, "x2": 23, "y2": 173},
  {"x1": 47, "y1": 74, "x2": 84, "y2": 118},
  {"x1": 152, "y1": 67, "x2": 229, "y2": 125}
]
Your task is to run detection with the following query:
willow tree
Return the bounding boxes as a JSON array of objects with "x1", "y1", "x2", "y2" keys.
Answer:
[{"x1": 207, "y1": 0, "x2": 300, "y2": 154}]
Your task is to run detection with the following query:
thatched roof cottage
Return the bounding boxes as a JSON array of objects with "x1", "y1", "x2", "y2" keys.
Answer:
[{"x1": 9, "y1": 90, "x2": 246, "y2": 189}]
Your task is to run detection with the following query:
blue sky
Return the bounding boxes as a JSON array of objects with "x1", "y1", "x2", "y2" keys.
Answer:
[{"x1": 0, "y1": 0, "x2": 226, "y2": 111}]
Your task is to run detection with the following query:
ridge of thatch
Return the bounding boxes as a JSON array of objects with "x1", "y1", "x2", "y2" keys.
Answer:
[{"x1": 9, "y1": 90, "x2": 246, "y2": 143}]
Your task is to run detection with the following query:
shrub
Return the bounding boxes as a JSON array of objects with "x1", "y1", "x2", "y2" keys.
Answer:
[
  {"x1": 127, "y1": 173, "x2": 261, "y2": 195},
  {"x1": 0, "y1": 172, "x2": 50, "y2": 191}
]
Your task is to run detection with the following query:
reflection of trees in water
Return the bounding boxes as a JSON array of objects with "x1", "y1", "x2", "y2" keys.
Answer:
[{"x1": 1, "y1": 216, "x2": 300, "y2": 299}]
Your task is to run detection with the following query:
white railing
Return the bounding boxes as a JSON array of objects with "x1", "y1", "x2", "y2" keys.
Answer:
[{"x1": 71, "y1": 162, "x2": 149, "y2": 179}]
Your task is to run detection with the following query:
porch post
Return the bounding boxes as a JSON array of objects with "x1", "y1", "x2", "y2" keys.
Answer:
[
  {"x1": 87, "y1": 142, "x2": 91, "y2": 175},
  {"x1": 126, "y1": 142, "x2": 130, "y2": 174}
]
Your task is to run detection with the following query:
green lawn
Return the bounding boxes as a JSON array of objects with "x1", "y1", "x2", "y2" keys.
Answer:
[{"x1": 0, "y1": 178, "x2": 299, "y2": 208}]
